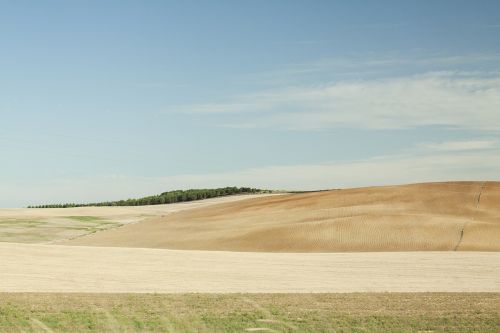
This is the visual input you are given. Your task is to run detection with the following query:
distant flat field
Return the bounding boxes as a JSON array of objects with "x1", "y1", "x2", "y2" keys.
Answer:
[
  {"x1": 62, "y1": 181, "x2": 500, "y2": 252},
  {"x1": 1, "y1": 293, "x2": 498, "y2": 333},
  {"x1": 0, "y1": 194, "x2": 274, "y2": 244},
  {"x1": 1, "y1": 243, "x2": 498, "y2": 293}
]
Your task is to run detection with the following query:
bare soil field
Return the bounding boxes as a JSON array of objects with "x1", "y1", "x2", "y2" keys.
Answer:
[
  {"x1": 1, "y1": 293, "x2": 498, "y2": 332},
  {"x1": 1, "y1": 243, "x2": 498, "y2": 293},
  {"x1": 0, "y1": 194, "x2": 272, "y2": 244},
  {"x1": 63, "y1": 181, "x2": 500, "y2": 252}
]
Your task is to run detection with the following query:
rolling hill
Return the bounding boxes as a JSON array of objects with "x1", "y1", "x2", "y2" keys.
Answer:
[{"x1": 61, "y1": 181, "x2": 500, "y2": 252}]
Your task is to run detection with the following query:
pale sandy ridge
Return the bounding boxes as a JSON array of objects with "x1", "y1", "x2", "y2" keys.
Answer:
[
  {"x1": 63, "y1": 181, "x2": 500, "y2": 252},
  {"x1": 0, "y1": 243, "x2": 499, "y2": 293}
]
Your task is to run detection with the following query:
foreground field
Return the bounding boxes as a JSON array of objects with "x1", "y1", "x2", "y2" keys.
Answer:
[
  {"x1": 1, "y1": 243, "x2": 498, "y2": 293},
  {"x1": 1, "y1": 293, "x2": 498, "y2": 332},
  {"x1": 63, "y1": 181, "x2": 500, "y2": 252},
  {"x1": 0, "y1": 194, "x2": 272, "y2": 244}
]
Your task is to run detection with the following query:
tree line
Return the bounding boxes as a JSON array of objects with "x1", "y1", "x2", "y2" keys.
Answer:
[{"x1": 28, "y1": 187, "x2": 270, "y2": 208}]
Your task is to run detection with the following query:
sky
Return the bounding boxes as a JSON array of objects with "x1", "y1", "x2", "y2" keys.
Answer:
[{"x1": 1, "y1": 0, "x2": 500, "y2": 207}]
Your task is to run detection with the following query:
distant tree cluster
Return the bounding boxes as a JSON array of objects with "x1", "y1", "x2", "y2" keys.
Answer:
[{"x1": 28, "y1": 187, "x2": 270, "y2": 208}]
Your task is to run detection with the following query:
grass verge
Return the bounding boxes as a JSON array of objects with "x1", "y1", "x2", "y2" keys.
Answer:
[{"x1": 0, "y1": 293, "x2": 498, "y2": 332}]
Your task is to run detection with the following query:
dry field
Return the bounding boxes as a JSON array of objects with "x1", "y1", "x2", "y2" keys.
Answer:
[
  {"x1": 1, "y1": 243, "x2": 499, "y2": 293},
  {"x1": 62, "y1": 181, "x2": 500, "y2": 252}
]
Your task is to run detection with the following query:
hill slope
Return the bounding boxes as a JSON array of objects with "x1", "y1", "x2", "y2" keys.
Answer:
[{"x1": 62, "y1": 181, "x2": 500, "y2": 252}]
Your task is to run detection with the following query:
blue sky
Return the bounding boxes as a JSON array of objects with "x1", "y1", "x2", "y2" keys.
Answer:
[{"x1": 1, "y1": 0, "x2": 500, "y2": 207}]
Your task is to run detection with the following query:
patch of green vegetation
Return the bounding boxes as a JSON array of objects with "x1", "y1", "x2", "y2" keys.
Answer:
[
  {"x1": 66, "y1": 216, "x2": 103, "y2": 222},
  {"x1": 0, "y1": 216, "x2": 121, "y2": 244},
  {"x1": 66, "y1": 216, "x2": 117, "y2": 227},
  {"x1": 0, "y1": 293, "x2": 498, "y2": 332},
  {"x1": 0, "y1": 304, "x2": 31, "y2": 330},
  {"x1": 63, "y1": 217, "x2": 120, "y2": 234},
  {"x1": 0, "y1": 231, "x2": 54, "y2": 243},
  {"x1": 0, "y1": 219, "x2": 46, "y2": 228}
]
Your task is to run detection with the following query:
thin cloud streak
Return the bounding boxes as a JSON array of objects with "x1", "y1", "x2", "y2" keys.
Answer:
[
  {"x1": 241, "y1": 53, "x2": 500, "y2": 84},
  {"x1": 419, "y1": 140, "x2": 498, "y2": 152}
]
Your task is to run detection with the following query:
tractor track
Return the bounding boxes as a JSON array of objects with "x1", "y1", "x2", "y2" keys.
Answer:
[{"x1": 454, "y1": 182, "x2": 486, "y2": 251}]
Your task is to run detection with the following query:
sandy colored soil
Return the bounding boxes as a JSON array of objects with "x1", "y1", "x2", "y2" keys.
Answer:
[
  {"x1": 1, "y1": 243, "x2": 499, "y2": 293},
  {"x1": 0, "y1": 194, "x2": 273, "y2": 244},
  {"x1": 63, "y1": 181, "x2": 500, "y2": 252}
]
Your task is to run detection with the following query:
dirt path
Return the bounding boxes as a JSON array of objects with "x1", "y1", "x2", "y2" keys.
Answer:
[
  {"x1": 454, "y1": 181, "x2": 487, "y2": 251},
  {"x1": 0, "y1": 243, "x2": 498, "y2": 293}
]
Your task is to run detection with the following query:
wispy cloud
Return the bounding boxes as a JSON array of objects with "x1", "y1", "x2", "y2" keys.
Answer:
[
  {"x1": 419, "y1": 140, "x2": 498, "y2": 152},
  {"x1": 241, "y1": 53, "x2": 500, "y2": 85},
  {"x1": 177, "y1": 71, "x2": 500, "y2": 131}
]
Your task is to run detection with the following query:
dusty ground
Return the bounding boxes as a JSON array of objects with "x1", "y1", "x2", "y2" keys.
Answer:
[
  {"x1": 1, "y1": 243, "x2": 498, "y2": 293},
  {"x1": 63, "y1": 181, "x2": 500, "y2": 251},
  {"x1": 0, "y1": 194, "x2": 273, "y2": 244},
  {"x1": 1, "y1": 293, "x2": 498, "y2": 332}
]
